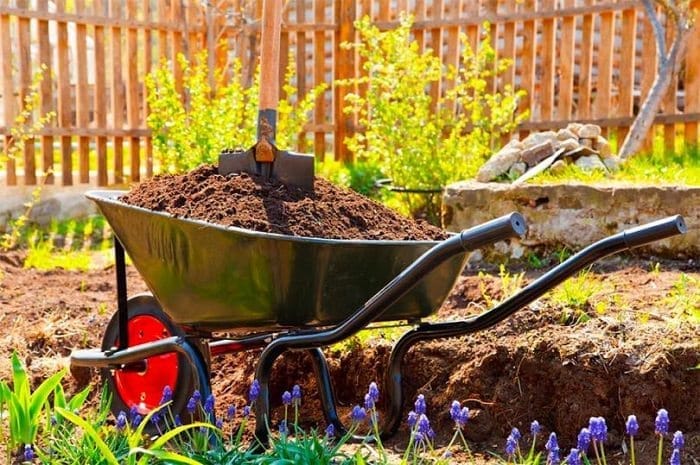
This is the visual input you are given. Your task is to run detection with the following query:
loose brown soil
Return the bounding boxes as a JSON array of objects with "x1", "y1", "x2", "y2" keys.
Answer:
[
  {"x1": 1, "y1": 249, "x2": 698, "y2": 462},
  {"x1": 120, "y1": 165, "x2": 447, "y2": 240}
]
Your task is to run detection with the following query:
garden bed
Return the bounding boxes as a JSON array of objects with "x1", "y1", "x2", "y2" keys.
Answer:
[{"x1": 0, "y1": 250, "x2": 697, "y2": 461}]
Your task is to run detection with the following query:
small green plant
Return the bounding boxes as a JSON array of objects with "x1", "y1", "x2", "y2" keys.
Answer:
[
  {"x1": 662, "y1": 273, "x2": 700, "y2": 322},
  {"x1": 479, "y1": 264, "x2": 526, "y2": 308},
  {"x1": 546, "y1": 269, "x2": 606, "y2": 324},
  {"x1": 1, "y1": 66, "x2": 55, "y2": 252},
  {"x1": 146, "y1": 50, "x2": 326, "y2": 174},
  {"x1": 340, "y1": 15, "x2": 527, "y2": 218},
  {"x1": 0, "y1": 352, "x2": 66, "y2": 454}
]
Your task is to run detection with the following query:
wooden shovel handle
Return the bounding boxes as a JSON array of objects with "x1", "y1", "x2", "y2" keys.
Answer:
[{"x1": 259, "y1": 0, "x2": 283, "y2": 112}]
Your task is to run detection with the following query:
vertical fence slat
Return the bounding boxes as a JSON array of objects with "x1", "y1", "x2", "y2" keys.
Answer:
[
  {"x1": 94, "y1": 0, "x2": 108, "y2": 186},
  {"x1": 519, "y1": 0, "x2": 537, "y2": 123},
  {"x1": 595, "y1": 10, "x2": 615, "y2": 137},
  {"x1": 578, "y1": 0, "x2": 594, "y2": 119},
  {"x1": 617, "y1": 8, "x2": 637, "y2": 144},
  {"x1": 540, "y1": 0, "x2": 555, "y2": 120},
  {"x1": 17, "y1": 0, "x2": 36, "y2": 185},
  {"x1": 279, "y1": 3, "x2": 290, "y2": 103},
  {"x1": 444, "y1": 0, "x2": 462, "y2": 113},
  {"x1": 294, "y1": 0, "x2": 307, "y2": 150},
  {"x1": 314, "y1": 0, "x2": 325, "y2": 159},
  {"x1": 640, "y1": 9, "x2": 658, "y2": 151},
  {"x1": 429, "y1": 0, "x2": 444, "y2": 113},
  {"x1": 663, "y1": 17, "x2": 677, "y2": 155},
  {"x1": 0, "y1": 8, "x2": 16, "y2": 185},
  {"x1": 75, "y1": 0, "x2": 90, "y2": 183},
  {"x1": 379, "y1": 0, "x2": 390, "y2": 21},
  {"x1": 110, "y1": 0, "x2": 124, "y2": 184},
  {"x1": 56, "y1": 0, "x2": 72, "y2": 185},
  {"x1": 685, "y1": 0, "x2": 700, "y2": 148},
  {"x1": 334, "y1": 0, "x2": 355, "y2": 161},
  {"x1": 500, "y1": 0, "x2": 516, "y2": 92},
  {"x1": 171, "y1": 0, "x2": 184, "y2": 92},
  {"x1": 414, "y1": 0, "x2": 426, "y2": 51},
  {"x1": 37, "y1": 0, "x2": 54, "y2": 184},
  {"x1": 144, "y1": 0, "x2": 153, "y2": 177},
  {"x1": 126, "y1": 0, "x2": 140, "y2": 182},
  {"x1": 159, "y1": 0, "x2": 168, "y2": 62},
  {"x1": 557, "y1": 0, "x2": 575, "y2": 120}
]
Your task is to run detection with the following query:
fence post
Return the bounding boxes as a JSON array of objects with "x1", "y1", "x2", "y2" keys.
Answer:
[
  {"x1": 685, "y1": 0, "x2": 700, "y2": 148},
  {"x1": 334, "y1": 0, "x2": 356, "y2": 162},
  {"x1": 0, "y1": 8, "x2": 16, "y2": 185}
]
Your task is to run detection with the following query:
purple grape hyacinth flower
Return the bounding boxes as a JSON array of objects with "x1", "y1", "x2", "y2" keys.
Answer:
[
  {"x1": 413, "y1": 431, "x2": 425, "y2": 443},
  {"x1": 174, "y1": 415, "x2": 182, "y2": 426},
  {"x1": 672, "y1": 431, "x2": 684, "y2": 450},
  {"x1": 364, "y1": 393, "x2": 375, "y2": 410},
  {"x1": 204, "y1": 394, "x2": 215, "y2": 415},
  {"x1": 24, "y1": 445, "x2": 34, "y2": 462},
  {"x1": 227, "y1": 405, "x2": 236, "y2": 420},
  {"x1": 566, "y1": 448, "x2": 581, "y2": 465},
  {"x1": 531, "y1": 420, "x2": 541, "y2": 436},
  {"x1": 116, "y1": 411, "x2": 127, "y2": 431},
  {"x1": 351, "y1": 405, "x2": 367, "y2": 423},
  {"x1": 249, "y1": 380, "x2": 261, "y2": 403},
  {"x1": 459, "y1": 407, "x2": 469, "y2": 427},
  {"x1": 577, "y1": 428, "x2": 591, "y2": 453},
  {"x1": 450, "y1": 401, "x2": 461, "y2": 422},
  {"x1": 655, "y1": 409, "x2": 670, "y2": 435},
  {"x1": 325, "y1": 423, "x2": 335, "y2": 438},
  {"x1": 292, "y1": 385, "x2": 302, "y2": 404},
  {"x1": 242, "y1": 405, "x2": 251, "y2": 418},
  {"x1": 417, "y1": 414, "x2": 430, "y2": 434},
  {"x1": 192, "y1": 390, "x2": 202, "y2": 403},
  {"x1": 216, "y1": 417, "x2": 224, "y2": 429},
  {"x1": 368, "y1": 382, "x2": 380, "y2": 403},
  {"x1": 129, "y1": 405, "x2": 139, "y2": 420},
  {"x1": 505, "y1": 434, "x2": 518, "y2": 457},
  {"x1": 282, "y1": 391, "x2": 292, "y2": 406},
  {"x1": 187, "y1": 395, "x2": 198, "y2": 414},
  {"x1": 669, "y1": 448, "x2": 681, "y2": 465},
  {"x1": 589, "y1": 417, "x2": 608, "y2": 442},
  {"x1": 407, "y1": 411, "x2": 418, "y2": 428},
  {"x1": 626, "y1": 415, "x2": 639, "y2": 436},
  {"x1": 414, "y1": 394, "x2": 426, "y2": 415},
  {"x1": 160, "y1": 385, "x2": 173, "y2": 405},
  {"x1": 511, "y1": 427, "x2": 522, "y2": 442},
  {"x1": 132, "y1": 414, "x2": 142, "y2": 428},
  {"x1": 546, "y1": 432, "x2": 559, "y2": 452},
  {"x1": 279, "y1": 419, "x2": 288, "y2": 435}
]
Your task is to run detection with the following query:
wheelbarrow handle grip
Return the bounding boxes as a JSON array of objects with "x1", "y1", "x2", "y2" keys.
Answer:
[
  {"x1": 621, "y1": 215, "x2": 687, "y2": 249},
  {"x1": 458, "y1": 212, "x2": 527, "y2": 251}
]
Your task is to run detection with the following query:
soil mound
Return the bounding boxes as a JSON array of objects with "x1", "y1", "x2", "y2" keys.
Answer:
[{"x1": 120, "y1": 165, "x2": 447, "y2": 241}]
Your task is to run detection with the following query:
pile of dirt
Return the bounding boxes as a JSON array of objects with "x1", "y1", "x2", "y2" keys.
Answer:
[{"x1": 120, "y1": 165, "x2": 447, "y2": 241}]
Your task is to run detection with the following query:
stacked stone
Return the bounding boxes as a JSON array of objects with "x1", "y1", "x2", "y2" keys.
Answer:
[{"x1": 476, "y1": 123, "x2": 619, "y2": 183}]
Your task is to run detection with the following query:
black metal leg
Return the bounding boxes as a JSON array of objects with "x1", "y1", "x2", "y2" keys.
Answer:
[
  {"x1": 114, "y1": 238, "x2": 129, "y2": 350},
  {"x1": 307, "y1": 348, "x2": 347, "y2": 435}
]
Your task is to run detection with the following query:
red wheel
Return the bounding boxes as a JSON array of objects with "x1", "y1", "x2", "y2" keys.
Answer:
[{"x1": 101, "y1": 294, "x2": 208, "y2": 424}]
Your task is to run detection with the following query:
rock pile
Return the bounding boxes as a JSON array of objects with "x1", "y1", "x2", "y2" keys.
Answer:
[{"x1": 476, "y1": 123, "x2": 621, "y2": 183}]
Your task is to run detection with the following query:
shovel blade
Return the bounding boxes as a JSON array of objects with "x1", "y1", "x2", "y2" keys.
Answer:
[{"x1": 218, "y1": 147, "x2": 314, "y2": 190}]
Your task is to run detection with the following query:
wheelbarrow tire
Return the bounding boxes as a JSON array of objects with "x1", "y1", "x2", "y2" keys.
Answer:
[{"x1": 101, "y1": 293, "x2": 210, "y2": 429}]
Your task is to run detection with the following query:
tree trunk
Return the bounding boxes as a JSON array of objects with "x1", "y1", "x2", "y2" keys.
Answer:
[{"x1": 618, "y1": 4, "x2": 691, "y2": 159}]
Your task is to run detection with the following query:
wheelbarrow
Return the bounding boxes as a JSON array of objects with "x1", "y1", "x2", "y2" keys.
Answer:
[{"x1": 69, "y1": 190, "x2": 686, "y2": 441}]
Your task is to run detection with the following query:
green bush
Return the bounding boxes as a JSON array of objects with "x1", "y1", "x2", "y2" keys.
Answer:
[
  {"x1": 145, "y1": 51, "x2": 325, "y2": 174},
  {"x1": 340, "y1": 15, "x2": 527, "y2": 218}
]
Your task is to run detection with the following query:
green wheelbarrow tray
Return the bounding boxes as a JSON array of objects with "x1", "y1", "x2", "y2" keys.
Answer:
[{"x1": 87, "y1": 190, "x2": 468, "y2": 331}]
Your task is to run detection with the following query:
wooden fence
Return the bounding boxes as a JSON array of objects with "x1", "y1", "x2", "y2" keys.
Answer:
[{"x1": 1, "y1": 0, "x2": 699, "y2": 186}]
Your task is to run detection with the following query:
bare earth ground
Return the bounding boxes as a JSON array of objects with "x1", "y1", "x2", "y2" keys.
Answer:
[{"x1": 0, "y1": 250, "x2": 698, "y2": 463}]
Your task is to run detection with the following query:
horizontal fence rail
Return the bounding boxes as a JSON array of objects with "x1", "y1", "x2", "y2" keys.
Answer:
[{"x1": 1, "y1": 0, "x2": 699, "y2": 186}]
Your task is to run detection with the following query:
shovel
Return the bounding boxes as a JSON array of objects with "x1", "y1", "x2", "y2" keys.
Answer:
[{"x1": 218, "y1": 0, "x2": 314, "y2": 190}]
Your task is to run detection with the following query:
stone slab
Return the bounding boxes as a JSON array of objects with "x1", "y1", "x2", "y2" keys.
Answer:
[{"x1": 442, "y1": 181, "x2": 700, "y2": 259}]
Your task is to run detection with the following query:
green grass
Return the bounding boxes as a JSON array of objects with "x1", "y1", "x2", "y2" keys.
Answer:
[
  {"x1": 4, "y1": 215, "x2": 115, "y2": 271},
  {"x1": 532, "y1": 142, "x2": 700, "y2": 186}
]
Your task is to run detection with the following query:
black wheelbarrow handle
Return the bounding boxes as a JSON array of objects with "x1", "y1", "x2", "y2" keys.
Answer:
[
  {"x1": 382, "y1": 214, "x2": 687, "y2": 436},
  {"x1": 252, "y1": 212, "x2": 526, "y2": 435}
]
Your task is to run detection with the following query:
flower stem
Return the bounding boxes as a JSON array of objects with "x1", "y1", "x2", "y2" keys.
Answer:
[
  {"x1": 657, "y1": 436, "x2": 664, "y2": 465},
  {"x1": 600, "y1": 442, "x2": 608, "y2": 465},
  {"x1": 630, "y1": 436, "x2": 636, "y2": 465},
  {"x1": 593, "y1": 440, "x2": 603, "y2": 465}
]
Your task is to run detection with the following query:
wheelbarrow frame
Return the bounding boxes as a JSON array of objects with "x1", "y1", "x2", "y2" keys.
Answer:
[{"x1": 70, "y1": 212, "x2": 686, "y2": 444}]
